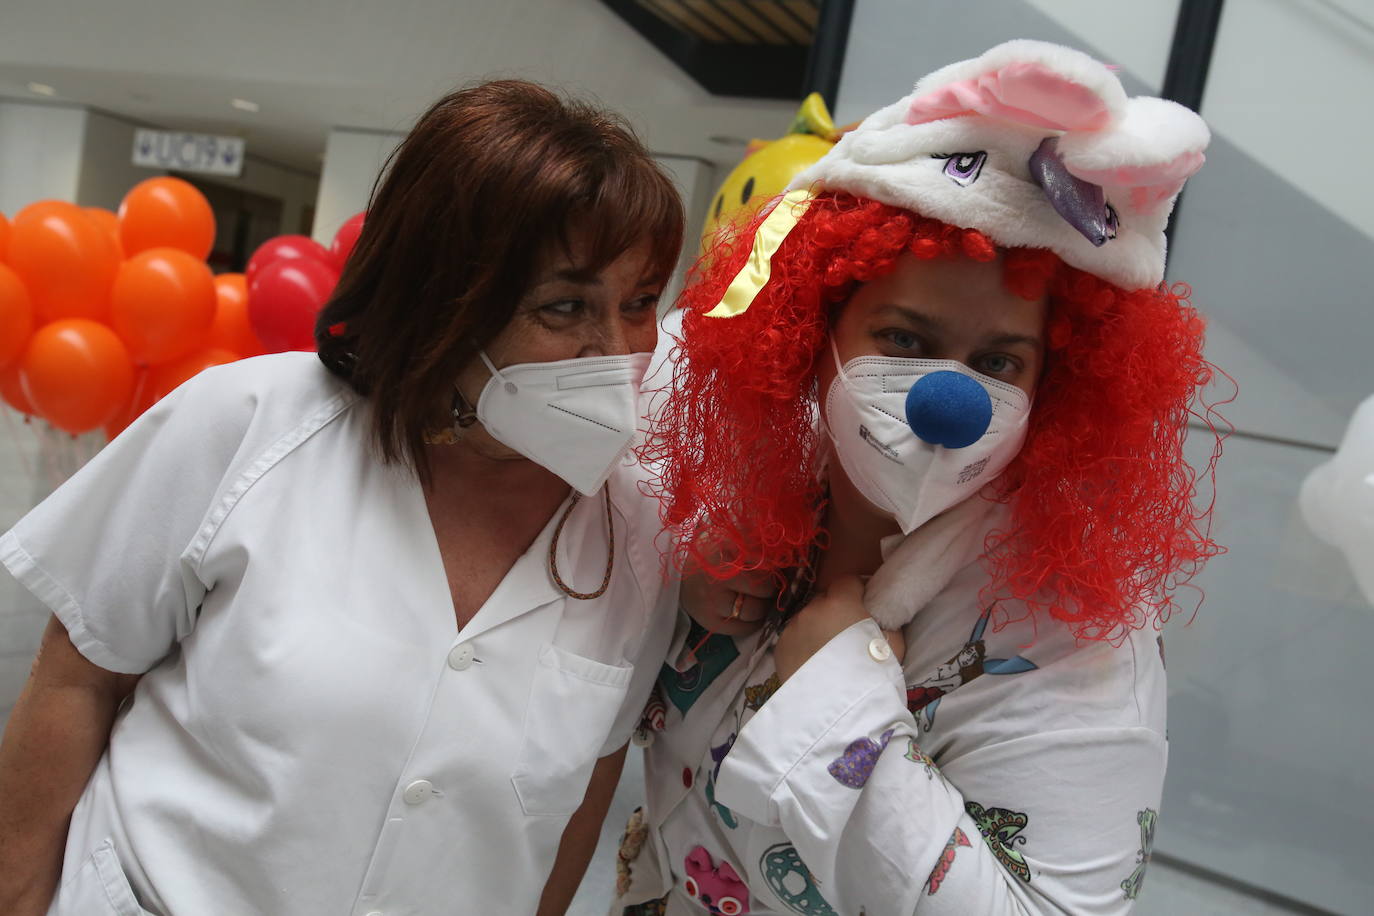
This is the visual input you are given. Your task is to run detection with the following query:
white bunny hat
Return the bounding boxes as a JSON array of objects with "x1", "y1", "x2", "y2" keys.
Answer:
[{"x1": 790, "y1": 40, "x2": 1210, "y2": 291}]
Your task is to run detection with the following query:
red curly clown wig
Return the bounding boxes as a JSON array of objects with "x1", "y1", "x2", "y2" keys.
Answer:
[{"x1": 643, "y1": 191, "x2": 1224, "y2": 641}]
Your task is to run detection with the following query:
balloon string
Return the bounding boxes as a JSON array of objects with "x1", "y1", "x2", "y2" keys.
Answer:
[
  {"x1": 0, "y1": 405, "x2": 34, "y2": 482},
  {"x1": 40, "y1": 424, "x2": 62, "y2": 493}
]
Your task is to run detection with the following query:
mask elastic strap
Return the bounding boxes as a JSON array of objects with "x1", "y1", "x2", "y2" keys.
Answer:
[
  {"x1": 829, "y1": 337, "x2": 854, "y2": 391},
  {"x1": 479, "y1": 351, "x2": 518, "y2": 394}
]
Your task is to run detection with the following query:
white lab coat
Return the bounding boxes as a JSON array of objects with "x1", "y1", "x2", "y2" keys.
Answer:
[{"x1": 0, "y1": 352, "x2": 677, "y2": 916}]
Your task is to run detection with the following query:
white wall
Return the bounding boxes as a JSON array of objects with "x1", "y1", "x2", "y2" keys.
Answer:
[
  {"x1": 651, "y1": 153, "x2": 716, "y2": 308},
  {"x1": 76, "y1": 108, "x2": 165, "y2": 209},
  {"x1": 0, "y1": 99, "x2": 84, "y2": 215},
  {"x1": 1205, "y1": 0, "x2": 1374, "y2": 241},
  {"x1": 312, "y1": 127, "x2": 402, "y2": 246},
  {"x1": 0, "y1": 100, "x2": 318, "y2": 235},
  {"x1": 1022, "y1": 0, "x2": 1180, "y2": 91}
]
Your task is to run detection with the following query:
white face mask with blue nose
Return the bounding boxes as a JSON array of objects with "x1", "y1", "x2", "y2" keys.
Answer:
[{"x1": 823, "y1": 340, "x2": 1032, "y2": 534}]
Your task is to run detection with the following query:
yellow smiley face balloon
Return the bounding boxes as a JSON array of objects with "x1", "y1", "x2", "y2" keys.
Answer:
[{"x1": 700, "y1": 93, "x2": 843, "y2": 253}]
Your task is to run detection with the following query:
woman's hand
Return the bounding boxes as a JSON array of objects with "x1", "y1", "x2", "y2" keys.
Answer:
[
  {"x1": 774, "y1": 575, "x2": 905, "y2": 683},
  {"x1": 680, "y1": 534, "x2": 778, "y2": 638},
  {"x1": 680, "y1": 573, "x2": 774, "y2": 638}
]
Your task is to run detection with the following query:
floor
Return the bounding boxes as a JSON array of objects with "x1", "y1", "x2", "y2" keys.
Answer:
[{"x1": 0, "y1": 405, "x2": 1333, "y2": 915}]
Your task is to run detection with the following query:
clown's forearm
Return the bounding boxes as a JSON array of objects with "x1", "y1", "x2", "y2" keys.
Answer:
[{"x1": 716, "y1": 620, "x2": 1163, "y2": 915}]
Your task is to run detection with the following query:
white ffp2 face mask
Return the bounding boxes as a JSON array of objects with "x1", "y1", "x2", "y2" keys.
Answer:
[
  {"x1": 824, "y1": 346, "x2": 1031, "y2": 534},
  {"x1": 476, "y1": 351, "x2": 652, "y2": 496}
]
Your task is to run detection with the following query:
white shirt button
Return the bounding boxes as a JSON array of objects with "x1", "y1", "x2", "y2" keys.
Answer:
[
  {"x1": 447, "y1": 644, "x2": 475, "y2": 671},
  {"x1": 403, "y1": 779, "x2": 434, "y2": 805},
  {"x1": 631, "y1": 727, "x2": 654, "y2": 748},
  {"x1": 868, "y1": 636, "x2": 893, "y2": 662},
  {"x1": 365, "y1": 911, "x2": 383, "y2": 916}
]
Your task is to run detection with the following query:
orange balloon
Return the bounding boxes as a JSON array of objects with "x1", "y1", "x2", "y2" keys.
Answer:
[
  {"x1": 103, "y1": 367, "x2": 158, "y2": 440},
  {"x1": 0, "y1": 264, "x2": 34, "y2": 368},
  {"x1": 0, "y1": 211, "x2": 10, "y2": 262},
  {"x1": 150, "y1": 347, "x2": 239, "y2": 401},
  {"x1": 207, "y1": 273, "x2": 265, "y2": 357},
  {"x1": 109, "y1": 248, "x2": 217, "y2": 365},
  {"x1": 0, "y1": 362, "x2": 33, "y2": 415},
  {"x1": 118, "y1": 177, "x2": 216, "y2": 260},
  {"x1": 7, "y1": 201, "x2": 119, "y2": 323},
  {"x1": 84, "y1": 207, "x2": 124, "y2": 259},
  {"x1": 19, "y1": 319, "x2": 134, "y2": 434}
]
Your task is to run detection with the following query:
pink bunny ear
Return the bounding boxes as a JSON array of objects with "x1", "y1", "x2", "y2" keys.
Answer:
[
  {"x1": 907, "y1": 61, "x2": 1115, "y2": 131},
  {"x1": 717, "y1": 860, "x2": 742, "y2": 883},
  {"x1": 1057, "y1": 97, "x2": 1210, "y2": 214},
  {"x1": 1071, "y1": 150, "x2": 1205, "y2": 214}
]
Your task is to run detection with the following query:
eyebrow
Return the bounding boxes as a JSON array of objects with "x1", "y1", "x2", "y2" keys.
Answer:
[
  {"x1": 551, "y1": 266, "x2": 603, "y2": 284},
  {"x1": 534, "y1": 268, "x2": 664, "y2": 289},
  {"x1": 876, "y1": 304, "x2": 1043, "y2": 351}
]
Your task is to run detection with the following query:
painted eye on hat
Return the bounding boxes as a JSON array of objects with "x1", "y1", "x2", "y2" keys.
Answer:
[{"x1": 936, "y1": 151, "x2": 987, "y2": 187}]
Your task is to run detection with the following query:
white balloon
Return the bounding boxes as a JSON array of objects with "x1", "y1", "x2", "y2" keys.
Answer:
[{"x1": 1300, "y1": 393, "x2": 1374, "y2": 606}]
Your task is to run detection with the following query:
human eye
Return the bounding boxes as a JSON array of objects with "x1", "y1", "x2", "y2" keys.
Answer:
[
  {"x1": 541, "y1": 298, "x2": 585, "y2": 317},
  {"x1": 623, "y1": 293, "x2": 660, "y2": 314},
  {"x1": 877, "y1": 328, "x2": 920, "y2": 353},
  {"x1": 976, "y1": 353, "x2": 1019, "y2": 377}
]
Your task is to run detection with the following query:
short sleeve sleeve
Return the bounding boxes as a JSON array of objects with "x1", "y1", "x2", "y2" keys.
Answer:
[{"x1": 0, "y1": 369, "x2": 261, "y2": 674}]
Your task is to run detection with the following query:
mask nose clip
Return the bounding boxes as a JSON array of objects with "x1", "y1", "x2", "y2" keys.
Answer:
[{"x1": 905, "y1": 370, "x2": 993, "y2": 449}]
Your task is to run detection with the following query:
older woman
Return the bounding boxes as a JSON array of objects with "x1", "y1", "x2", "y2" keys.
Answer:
[
  {"x1": 0, "y1": 80, "x2": 681, "y2": 915},
  {"x1": 619, "y1": 41, "x2": 1222, "y2": 915}
]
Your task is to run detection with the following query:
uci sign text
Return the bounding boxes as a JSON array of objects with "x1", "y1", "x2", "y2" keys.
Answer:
[{"x1": 132, "y1": 129, "x2": 245, "y2": 177}]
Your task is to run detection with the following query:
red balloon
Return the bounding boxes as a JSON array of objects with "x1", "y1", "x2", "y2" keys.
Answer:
[
  {"x1": 248, "y1": 258, "x2": 337, "y2": 352},
  {"x1": 20, "y1": 319, "x2": 134, "y2": 434},
  {"x1": 150, "y1": 347, "x2": 240, "y2": 401},
  {"x1": 0, "y1": 211, "x2": 10, "y2": 262},
  {"x1": 109, "y1": 248, "x2": 217, "y2": 365},
  {"x1": 0, "y1": 362, "x2": 33, "y2": 415},
  {"x1": 0, "y1": 264, "x2": 35, "y2": 368},
  {"x1": 207, "y1": 273, "x2": 265, "y2": 357},
  {"x1": 246, "y1": 235, "x2": 330, "y2": 288},
  {"x1": 118, "y1": 177, "x2": 216, "y2": 260},
  {"x1": 7, "y1": 201, "x2": 119, "y2": 323},
  {"x1": 328, "y1": 213, "x2": 365, "y2": 273}
]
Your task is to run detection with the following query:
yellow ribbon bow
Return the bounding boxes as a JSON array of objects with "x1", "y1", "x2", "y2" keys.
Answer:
[{"x1": 704, "y1": 188, "x2": 816, "y2": 318}]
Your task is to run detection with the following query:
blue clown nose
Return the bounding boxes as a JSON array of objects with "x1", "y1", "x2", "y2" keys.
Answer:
[{"x1": 904, "y1": 371, "x2": 993, "y2": 449}]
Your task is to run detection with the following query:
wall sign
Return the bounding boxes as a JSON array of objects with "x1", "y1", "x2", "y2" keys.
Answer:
[{"x1": 132, "y1": 129, "x2": 245, "y2": 177}]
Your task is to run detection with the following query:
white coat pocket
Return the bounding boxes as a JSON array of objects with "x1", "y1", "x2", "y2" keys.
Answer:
[
  {"x1": 511, "y1": 643, "x2": 634, "y2": 816},
  {"x1": 49, "y1": 838, "x2": 152, "y2": 916}
]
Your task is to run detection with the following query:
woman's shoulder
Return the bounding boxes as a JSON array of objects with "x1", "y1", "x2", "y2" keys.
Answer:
[
  {"x1": 157, "y1": 353, "x2": 356, "y2": 450},
  {"x1": 175, "y1": 352, "x2": 354, "y2": 418}
]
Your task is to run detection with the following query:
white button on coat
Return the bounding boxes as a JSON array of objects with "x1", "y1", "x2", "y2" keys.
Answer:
[
  {"x1": 868, "y1": 636, "x2": 893, "y2": 662},
  {"x1": 403, "y1": 780, "x2": 434, "y2": 805},
  {"x1": 2, "y1": 354, "x2": 679, "y2": 916},
  {"x1": 447, "y1": 644, "x2": 476, "y2": 671}
]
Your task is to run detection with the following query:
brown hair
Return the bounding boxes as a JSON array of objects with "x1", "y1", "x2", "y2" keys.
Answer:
[{"x1": 316, "y1": 79, "x2": 684, "y2": 479}]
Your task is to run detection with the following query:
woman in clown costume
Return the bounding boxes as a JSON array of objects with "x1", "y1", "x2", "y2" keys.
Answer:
[{"x1": 616, "y1": 41, "x2": 1222, "y2": 915}]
